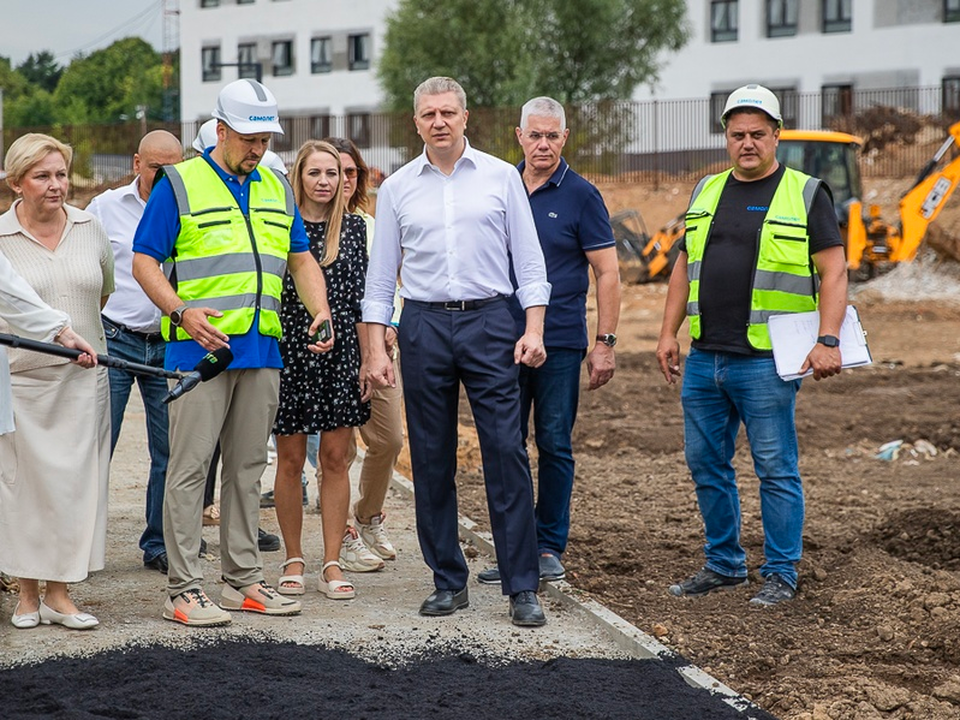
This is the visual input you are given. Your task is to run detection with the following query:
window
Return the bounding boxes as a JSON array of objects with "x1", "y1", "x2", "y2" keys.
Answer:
[
  {"x1": 768, "y1": 86, "x2": 798, "y2": 128},
  {"x1": 767, "y1": 0, "x2": 798, "y2": 37},
  {"x1": 348, "y1": 113, "x2": 371, "y2": 148},
  {"x1": 202, "y1": 46, "x2": 221, "y2": 82},
  {"x1": 237, "y1": 0, "x2": 255, "y2": 4},
  {"x1": 272, "y1": 118, "x2": 293, "y2": 152},
  {"x1": 311, "y1": 115, "x2": 332, "y2": 139},
  {"x1": 947, "y1": 0, "x2": 960, "y2": 22},
  {"x1": 709, "y1": 91, "x2": 730, "y2": 133},
  {"x1": 237, "y1": 43, "x2": 258, "y2": 79},
  {"x1": 311, "y1": 37, "x2": 332, "y2": 74},
  {"x1": 348, "y1": 33, "x2": 370, "y2": 70},
  {"x1": 822, "y1": 0, "x2": 852, "y2": 33},
  {"x1": 272, "y1": 40, "x2": 294, "y2": 76},
  {"x1": 944, "y1": 77, "x2": 960, "y2": 119},
  {"x1": 711, "y1": 1, "x2": 738, "y2": 42},
  {"x1": 821, "y1": 84, "x2": 853, "y2": 126},
  {"x1": 200, "y1": 0, "x2": 219, "y2": 7}
]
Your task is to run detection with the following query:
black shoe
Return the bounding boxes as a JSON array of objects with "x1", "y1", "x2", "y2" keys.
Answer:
[
  {"x1": 477, "y1": 566, "x2": 501, "y2": 584},
  {"x1": 144, "y1": 552, "x2": 169, "y2": 573},
  {"x1": 538, "y1": 554, "x2": 566, "y2": 582},
  {"x1": 258, "y1": 528, "x2": 281, "y2": 552},
  {"x1": 260, "y1": 486, "x2": 309, "y2": 508},
  {"x1": 419, "y1": 588, "x2": 469, "y2": 616},
  {"x1": 509, "y1": 590, "x2": 547, "y2": 627},
  {"x1": 749, "y1": 574, "x2": 796, "y2": 607},
  {"x1": 478, "y1": 556, "x2": 566, "y2": 585},
  {"x1": 668, "y1": 567, "x2": 748, "y2": 597}
]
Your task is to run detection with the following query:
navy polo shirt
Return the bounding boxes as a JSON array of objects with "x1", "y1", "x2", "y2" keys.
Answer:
[
  {"x1": 510, "y1": 158, "x2": 615, "y2": 349},
  {"x1": 133, "y1": 150, "x2": 309, "y2": 372}
]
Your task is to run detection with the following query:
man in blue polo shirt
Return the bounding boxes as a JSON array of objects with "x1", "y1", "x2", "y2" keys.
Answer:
[
  {"x1": 132, "y1": 79, "x2": 334, "y2": 626},
  {"x1": 479, "y1": 96, "x2": 621, "y2": 585}
]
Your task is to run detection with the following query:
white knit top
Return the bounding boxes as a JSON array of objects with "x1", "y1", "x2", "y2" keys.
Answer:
[{"x1": 0, "y1": 201, "x2": 115, "y2": 373}]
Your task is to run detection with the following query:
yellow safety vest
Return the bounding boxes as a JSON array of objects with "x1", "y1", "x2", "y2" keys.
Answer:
[
  {"x1": 160, "y1": 157, "x2": 295, "y2": 342},
  {"x1": 685, "y1": 167, "x2": 823, "y2": 350}
]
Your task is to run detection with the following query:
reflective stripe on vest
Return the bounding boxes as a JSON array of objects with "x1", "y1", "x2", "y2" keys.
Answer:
[
  {"x1": 160, "y1": 157, "x2": 294, "y2": 342},
  {"x1": 684, "y1": 167, "x2": 822, "y2": 350}
]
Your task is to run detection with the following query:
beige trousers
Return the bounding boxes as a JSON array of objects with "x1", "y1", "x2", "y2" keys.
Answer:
[{"x1": 164, "y1": 368, "x2": 279, "y2": 596}]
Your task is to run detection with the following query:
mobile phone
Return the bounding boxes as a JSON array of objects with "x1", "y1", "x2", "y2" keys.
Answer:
[{"x1": 313, "y1": 318, "x2": 332, "y2": 343}]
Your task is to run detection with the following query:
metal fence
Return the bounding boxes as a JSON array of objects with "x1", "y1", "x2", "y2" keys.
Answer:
[{"x1": 4, "y1": 85, "x2": 956, "y2": 189}]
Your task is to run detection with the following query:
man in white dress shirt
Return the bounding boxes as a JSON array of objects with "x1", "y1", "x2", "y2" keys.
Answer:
[
  {"x1": 87, "y1": 130, "x2": 183, "y2": 573},
  {"x1": 362, "y1": 76, "x2": 551, "y2": 627}
]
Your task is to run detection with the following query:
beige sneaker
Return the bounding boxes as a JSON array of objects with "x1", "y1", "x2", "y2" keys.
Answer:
[
  {"x1": 163, "y1": 589, "x2": 232, "y2": 627},
  {"x1": 220, "y1": 582, "x2": 302, "y2": 615},
  {"x1": 357, "y1": 512, "x2": 397, "y2": 560},
  {"x1": 339, "y1": 526, "x2": 385, "y2": 572}
]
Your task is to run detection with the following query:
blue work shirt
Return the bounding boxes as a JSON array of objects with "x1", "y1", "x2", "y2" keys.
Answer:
[
  {"x1": 509, "y1": 158, "x2": 615, "y2": 349},
  {"x1": 132, "y1": 150, "x2": 309, "y2": 372}
]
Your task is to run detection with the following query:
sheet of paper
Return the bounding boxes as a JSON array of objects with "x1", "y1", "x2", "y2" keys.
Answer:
[{"x1": 768, "y1": 306, "x2": 872, "y2": 381}]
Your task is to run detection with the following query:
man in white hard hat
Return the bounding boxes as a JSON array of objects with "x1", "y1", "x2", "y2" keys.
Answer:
[
  {"x1": 132, "y1": 79, "x2": 334, "y2": 626},
  {"x1": 656, "y1": 84, "x2": 847, "y2": 606}
]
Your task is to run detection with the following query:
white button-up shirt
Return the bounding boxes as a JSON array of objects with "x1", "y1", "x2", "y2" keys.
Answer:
[
  {"x1": 87, "y1": 178, "x2": 162, "y2": 332},
  {"x1": 362, "y1": 140, "x2": 551, "y2": 326}
]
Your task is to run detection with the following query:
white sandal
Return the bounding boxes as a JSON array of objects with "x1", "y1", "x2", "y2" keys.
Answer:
[
  {"x1": 277, "y1": 557, "x2": 306, "y2": 596},
  {"x1": 320, "y1": 560, "x2": 355, "y2": 600}
]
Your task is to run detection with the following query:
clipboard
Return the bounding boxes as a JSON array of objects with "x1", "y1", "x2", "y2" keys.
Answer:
[{"x1": 767, "y1": 305, "x2": 872, "y2": 381}]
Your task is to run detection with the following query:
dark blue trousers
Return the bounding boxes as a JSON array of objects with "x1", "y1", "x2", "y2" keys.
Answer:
[{"x1": 399, "y1": 299, "x2": 540, "y2": 597}]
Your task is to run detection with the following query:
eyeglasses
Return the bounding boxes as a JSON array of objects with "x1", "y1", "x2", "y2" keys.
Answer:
[
  {"x1": 525, "y1": 131, "x2": 564, "y2": 143},
  {"x1": 343, "y1": 167, "x2": 358, "y2": 178}
]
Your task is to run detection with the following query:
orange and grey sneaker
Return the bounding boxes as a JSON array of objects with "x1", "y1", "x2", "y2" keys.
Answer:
[
  {"x1": 220, "y1": 581, "x2": 302, "y2": 616},
  {"x1": 163, "y1": 588, "x2": 232, "y2": 627}
]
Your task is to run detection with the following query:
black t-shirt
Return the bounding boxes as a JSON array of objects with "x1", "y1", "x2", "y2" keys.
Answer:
[{"x1": 679, "y1": 164, "x2": 843, "y2": 356}]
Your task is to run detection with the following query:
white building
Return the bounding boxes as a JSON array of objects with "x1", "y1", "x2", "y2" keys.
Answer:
[
  {"x1": 179, "y1": 0, "x2": 399, "y2": 166},
  {"x1": 176, "y1": 0, "x2": 960, "y2": 168},
  {"x1": 636, "y1": 1, "x2": 960, "y2": 126}
]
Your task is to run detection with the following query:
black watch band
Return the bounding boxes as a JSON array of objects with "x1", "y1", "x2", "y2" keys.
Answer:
[{"x1": 816, "y1": 334, "x2": 840, "y2": 348}]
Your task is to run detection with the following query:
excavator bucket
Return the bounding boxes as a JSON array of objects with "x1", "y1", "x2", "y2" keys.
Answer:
[{"x1": 611, "y1": 209, "x2": 651, "y2": 284}]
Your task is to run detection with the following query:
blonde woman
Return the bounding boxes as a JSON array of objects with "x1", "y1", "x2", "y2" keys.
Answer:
[
  {"x1": 0, "y1": 133, "x2": 114, "y2": 630},
  {"x1": 273, "y1": 141, "x2": 370, "y2": 599}
]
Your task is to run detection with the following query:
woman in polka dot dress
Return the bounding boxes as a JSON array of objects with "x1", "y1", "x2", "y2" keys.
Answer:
[{"x1": 273, "y1": 140, "x2": 370, "y2": 600}]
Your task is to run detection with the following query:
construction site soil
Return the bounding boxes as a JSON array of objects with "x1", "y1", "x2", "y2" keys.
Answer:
[{"x1": 4, "y1": 157, "x2": 960, "y2": 718}]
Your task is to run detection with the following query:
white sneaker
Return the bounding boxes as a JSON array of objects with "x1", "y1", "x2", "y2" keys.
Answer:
[
  {"x1": 357, "y1": 512, "x2": 397, "y2": 560},
  {"x1": 339, "y1": 526, "x2": 384, "y2": 572}
]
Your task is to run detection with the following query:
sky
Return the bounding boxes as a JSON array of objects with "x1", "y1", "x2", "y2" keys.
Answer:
[{"x1": 1, "y1": 0, "x2": 165, "y2": 67}]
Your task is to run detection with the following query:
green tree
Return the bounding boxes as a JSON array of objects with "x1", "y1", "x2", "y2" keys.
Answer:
[
  {"x1": 16, "y1": 51, "x2": 62, "y2": 93},
  {"x1": 378, "y1": 0, "x2": 688, "y2": 110},
  {"x1": 53, "y1": 37, "x2": 165, "y2": 124}
]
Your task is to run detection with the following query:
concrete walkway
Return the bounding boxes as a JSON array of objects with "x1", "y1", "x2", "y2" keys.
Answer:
[{"x1": 0, "y1": 392, "x2": 766, "y2": 718}]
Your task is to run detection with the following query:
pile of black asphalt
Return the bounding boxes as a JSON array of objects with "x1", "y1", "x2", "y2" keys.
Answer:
[{"x1": 0, "y1": 638, "x2": 778, "y2": 719}]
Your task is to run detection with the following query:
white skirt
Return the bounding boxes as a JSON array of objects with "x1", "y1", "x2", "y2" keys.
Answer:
[{"x1": 0, "y1": 363, "x2": 110, "y2": 583}]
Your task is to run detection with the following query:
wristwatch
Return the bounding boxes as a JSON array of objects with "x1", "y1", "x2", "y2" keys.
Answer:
[
  {"x1": 816, "y1": 334, "x2": 840, "y2": 348},
  {"x1": 596, "y1": 333, "x2": 618, "y2": 348},
  {"x1": 169, "y1": 305, "x2": 189, "y2": 327}
]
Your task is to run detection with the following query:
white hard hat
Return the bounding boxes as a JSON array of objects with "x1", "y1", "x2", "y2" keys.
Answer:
[
  {"x1": 260, "y1": 150, "x2": 288, "y2": 176},
  {"x1": 192, "y1": 118, "x2": 218, "y2": 154},
  {"x1": 721, "y1": 84, "x2": 783, "y2": 128},
  {"x1": 211, "y1": 79, "x2": 284, "y2": 135}
]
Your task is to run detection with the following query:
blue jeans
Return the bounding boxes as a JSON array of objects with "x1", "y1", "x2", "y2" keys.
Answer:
[
  {"x1": 519, "y1": 347, "x2": 584, "y2": 558},
  {"x1": 103, "y1": 318, "x2": 169, "y2": 564},
  {"x1": 680, "y1": 348, "x2": 804, "y2": 589}
]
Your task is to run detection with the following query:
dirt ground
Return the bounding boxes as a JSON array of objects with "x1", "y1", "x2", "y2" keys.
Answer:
[{"x1": 451, "y1": 167, "x2": 960, "y2": 720}]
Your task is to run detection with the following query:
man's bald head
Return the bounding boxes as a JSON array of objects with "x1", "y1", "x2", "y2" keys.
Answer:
[{"x1": 134, "y1": 130, "x2": 183, "y2": 201}]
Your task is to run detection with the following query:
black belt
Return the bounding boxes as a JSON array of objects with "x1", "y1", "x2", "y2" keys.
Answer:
[
  {"x1": 407, "y1": 296, "x2": 505, "y2": 312},
  {"x1": 103, "y1": 316, "x2": 163, "y2": 342}
]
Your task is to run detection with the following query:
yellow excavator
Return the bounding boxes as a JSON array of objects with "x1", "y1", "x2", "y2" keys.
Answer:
[{"x1": 615, "y1": 120, "x2": 960, "y2": 282}]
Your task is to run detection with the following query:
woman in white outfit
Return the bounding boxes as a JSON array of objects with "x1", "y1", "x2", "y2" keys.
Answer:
[{"x1": 0, "y1": 133, "x2": 114, "y2": 630}]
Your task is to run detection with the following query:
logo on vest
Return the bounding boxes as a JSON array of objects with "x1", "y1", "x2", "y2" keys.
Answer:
[{"x1": 746, "y1": 205, "x2": 768, "y2": 212}]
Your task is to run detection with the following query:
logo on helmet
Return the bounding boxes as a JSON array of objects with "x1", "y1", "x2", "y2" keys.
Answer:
[{"x1": 249, "y1": 115, "x2": 277, "y2": 122}]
